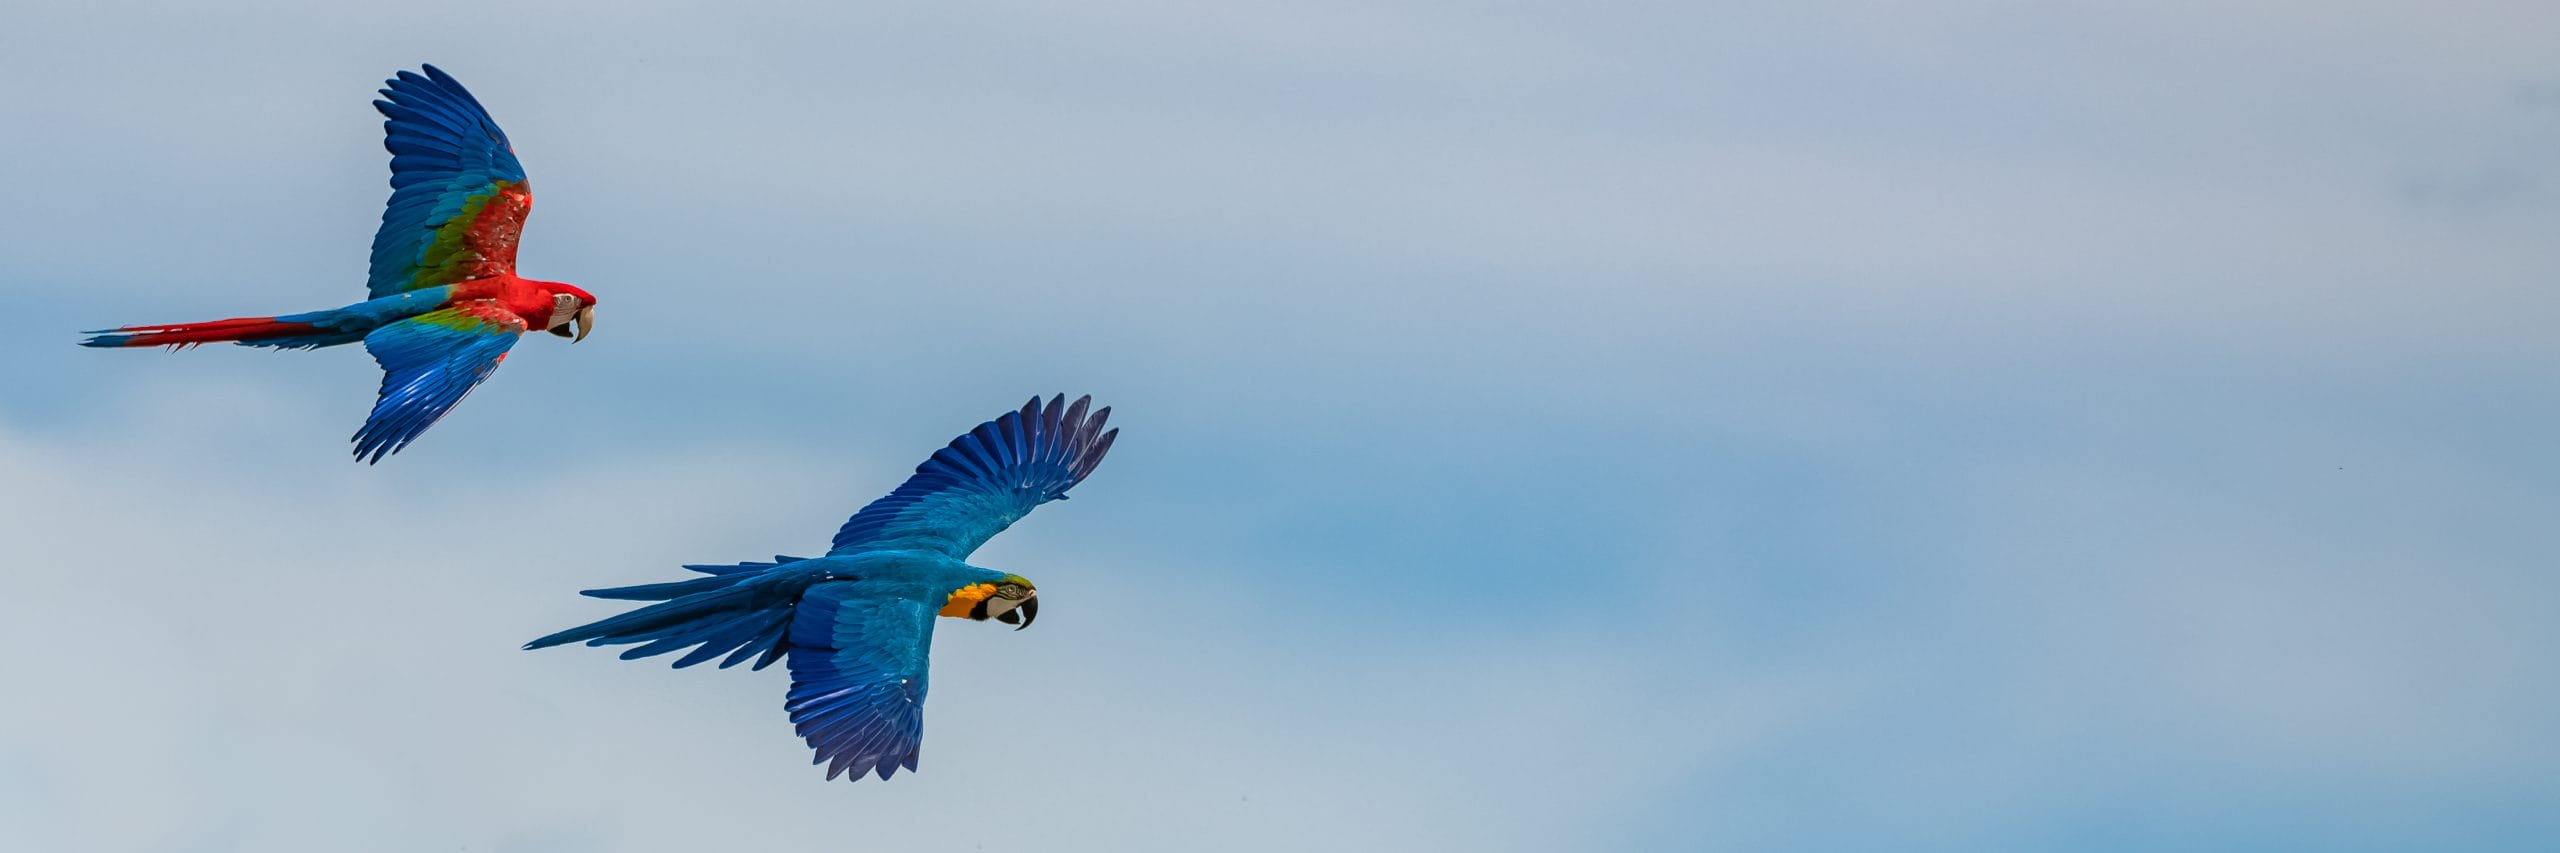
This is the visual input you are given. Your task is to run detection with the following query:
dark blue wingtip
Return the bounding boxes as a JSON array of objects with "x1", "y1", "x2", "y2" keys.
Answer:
[
  {"x1": 350, "y1": 425, "x2": 416, "y2": 464},
  {"x1": 418, "y1": 64, "x2": 494, "y2": 113},
  {"x1": 350, "y1": 437, "x2": 393, "y2": 465}
]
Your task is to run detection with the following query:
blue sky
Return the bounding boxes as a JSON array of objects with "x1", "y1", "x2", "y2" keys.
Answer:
[{"x1": 3, "y1": 1, "x2": 2557, "y2": 850}]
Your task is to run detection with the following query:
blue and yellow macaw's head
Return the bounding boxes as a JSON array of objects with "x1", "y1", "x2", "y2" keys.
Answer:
[{"x1": 940, "y1": 574, "x2": 1039, "y2": 630}]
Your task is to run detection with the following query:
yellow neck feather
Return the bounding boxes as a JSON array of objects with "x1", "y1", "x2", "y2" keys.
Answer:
[{"x1": 941, "y1": 582, "x2": 997, "y2": 617}]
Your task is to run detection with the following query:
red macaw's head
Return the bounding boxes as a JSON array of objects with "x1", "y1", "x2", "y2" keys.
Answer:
[
  {"x1": 942, "y1": 575, "x2": 1040, "y2": 630},
  {"x1": 538, "y1": 282, "x2": 599, "y2": 342}
]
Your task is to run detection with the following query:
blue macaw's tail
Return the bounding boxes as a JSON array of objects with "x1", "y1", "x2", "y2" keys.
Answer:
[
  {"x1": 80, "y1": 286, "x2": 456, "y2": 350},
  {"x1": 523, "y1": 557, "x2": 816, "y2": 670}
]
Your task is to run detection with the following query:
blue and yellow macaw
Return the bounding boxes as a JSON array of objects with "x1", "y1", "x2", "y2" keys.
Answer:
[{"x1": 527, "y1": 395, "x2": 1119, "y2": 782}]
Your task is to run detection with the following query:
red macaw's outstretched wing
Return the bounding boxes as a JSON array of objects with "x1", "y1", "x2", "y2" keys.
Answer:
[
  {"x1": 352, "y1": 302, "x2": 524, "y2": 462},
  {"x1": 368, "y1": 65, "x2": 531, "y2": 298},
  {"x1": 825, "y1": 394, "x2": 1120, "y2": 560}
]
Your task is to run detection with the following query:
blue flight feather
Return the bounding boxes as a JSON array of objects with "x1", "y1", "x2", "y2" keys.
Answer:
[
  {"x1": 351, "y1": 305, "x2": 522, "y2": 463},
  {"x1": 786, "y1": 583, "x2": 933, "y2": 782},
  {"x1": 826, "y1": 394, "x2": 1120, "y2": 559}
]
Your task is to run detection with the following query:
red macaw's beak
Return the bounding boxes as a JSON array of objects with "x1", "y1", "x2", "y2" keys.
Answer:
[
  {"x1": 548, "y1": 306, "x2": 596, "y2": 342},
  {"x1": 994, "y1": 595, "x2": 1038, "y2": 631}
]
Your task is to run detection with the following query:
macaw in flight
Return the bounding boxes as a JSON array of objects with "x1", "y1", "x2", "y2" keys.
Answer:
[
  {"x1": 527, "y1": 394, "x2": 1120, "y2": 783},
  {"x1": 81, "y1": 65, "x2": 596, "y2": 463}
]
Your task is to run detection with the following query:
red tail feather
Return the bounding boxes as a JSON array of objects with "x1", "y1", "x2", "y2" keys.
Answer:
[{"x1": 85, "y1": 316, "x2": 321, "y2": 348}]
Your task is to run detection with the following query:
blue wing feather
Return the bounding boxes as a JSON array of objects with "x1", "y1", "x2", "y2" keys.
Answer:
[
  {"x1": 786, "y1": 583, "x2": 933, "y2": 782},
  {"x1": 367, "y1": 65, "x2": 528, "y2": 298},
  {"x1": 826, "y1": 394, "x2": 1120, "y2": 558},
  {"x1": 351, "y1": 304, "x2": 522, "y2": 463}
]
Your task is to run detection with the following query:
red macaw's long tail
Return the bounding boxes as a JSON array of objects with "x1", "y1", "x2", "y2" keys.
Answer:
[
  {"x1": 80, "y1": 316, "x2": 333, "y2": 349},
  {"x1": 85, "y1": 289, "x2": 453, "y2": 350}
]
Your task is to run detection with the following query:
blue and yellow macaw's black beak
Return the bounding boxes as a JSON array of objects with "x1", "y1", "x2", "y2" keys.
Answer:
[
  {"x1": 946, "y1": 580, "x2": 1039, "y2": 630},
  {"x1": 991, "y1": 593, "x2": 1037, "y2": 630}
]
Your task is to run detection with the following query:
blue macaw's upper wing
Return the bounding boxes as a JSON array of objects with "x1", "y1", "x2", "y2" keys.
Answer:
[
  {"x1": 352, "y1": 302, "x2": 524, "y2": 462},
  {"x1": 368, "y1": 65, "x2": 531, "y2": 298},
  {"x1": 786, "y1": 582, "x2": 935, "y2": 782},
  {"x1": 827, "y1": 394, "x2": 1120, "y2": 559}
]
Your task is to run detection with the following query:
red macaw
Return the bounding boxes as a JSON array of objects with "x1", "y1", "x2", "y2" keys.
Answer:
[{"x1": 81, "y1": 65, "x2": 595, "y2": 462}]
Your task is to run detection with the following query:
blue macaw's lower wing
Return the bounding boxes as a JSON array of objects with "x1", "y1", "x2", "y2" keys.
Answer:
[
  {"x1": 353, "y1": 301, "x2": 524, "y2": 463},
  {"x1": 786, "y1": 582, "x2": 935, "y2": 782},
  {"x1": 826, "y1": 394, "x2": 1119, "y2": 559}
]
